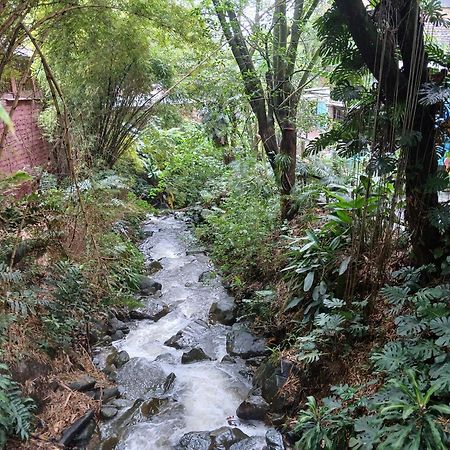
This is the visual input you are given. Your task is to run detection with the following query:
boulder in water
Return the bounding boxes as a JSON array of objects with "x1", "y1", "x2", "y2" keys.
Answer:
[
  {"x1": 164, "y1": 331, "x2": 185, "y2": 349},
  {"x1": 226, "y1": 327, "x2": 268, "y2": 359},
  {"x1": 139, "y1": 276, "x2": 162, "y2": 295},
  {"x1": 175, "y1": 427, "x2": 249, "y2": 450},
  {"x1": 130, "y1": 301, "x2": 170, "y2": 321},
  {"x1": 236, "y1": 391, "x2": 269, "y2": 421},
  {"x1": 265, "y1": 429, "x2": 285, "y2": 450},
  {"x1": 254, "y1": 358, "x2": 296, "y2": 413},
  {"x1": 116, "y1": 358, "x2": 168, "y2": 400},
  {"x1": 228, "y1": 436, "x2": 266, "y2": 450},
  {"x1": 209, "y1": 295, "x2": 236, "y2": 325},
  {"x1": 181, "y1": 348, "x2": 211, "y2": 364}
]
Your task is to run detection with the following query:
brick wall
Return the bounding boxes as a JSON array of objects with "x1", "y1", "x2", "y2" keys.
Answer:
[{"x1": 0, "y1": 92, "x2": 50, "y2": 178}]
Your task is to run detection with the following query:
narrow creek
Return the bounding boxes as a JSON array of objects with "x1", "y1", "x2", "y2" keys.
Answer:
[{"x1": 93, "y1": 214, "x2": 280, "y2": 450}]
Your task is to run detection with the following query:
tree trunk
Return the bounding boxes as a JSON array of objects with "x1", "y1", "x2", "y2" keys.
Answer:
[
  {"x1": 280, "y1": 124, "x2": 297, "y2": 219},
  {"x1": 405, "y1": 104, "x2": 441, "y2": 264}
]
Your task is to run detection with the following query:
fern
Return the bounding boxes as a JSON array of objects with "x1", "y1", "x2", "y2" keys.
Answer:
[
  {"x1": 0, "y1": 264, "x2": 23, "y2": 284},
  {"x1": 0, "y1": 365, "x2": 35, "y2": 447}
]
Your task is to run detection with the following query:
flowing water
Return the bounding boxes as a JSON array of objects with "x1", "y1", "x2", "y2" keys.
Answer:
[{"x1": 97, "y1": 214, "x2": 267, "y2": 449}]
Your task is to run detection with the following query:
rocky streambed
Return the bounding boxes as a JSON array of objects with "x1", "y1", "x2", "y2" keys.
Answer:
[{"x1": 88, "y1": 214, "x2": 293, "y2": 450}]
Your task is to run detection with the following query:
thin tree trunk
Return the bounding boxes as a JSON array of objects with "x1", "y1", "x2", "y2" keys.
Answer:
[{"x1": 280, "y1": 124, "x2": 297, "y2": 218}]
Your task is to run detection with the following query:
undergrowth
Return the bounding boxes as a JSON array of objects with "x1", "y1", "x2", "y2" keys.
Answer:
[{"x1": 0, "y1": 168, "x2": 150, "y2": 445}]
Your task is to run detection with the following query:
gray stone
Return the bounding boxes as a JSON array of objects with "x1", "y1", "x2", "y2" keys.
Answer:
[
  {"x1": 115, "y1": 350, "x2": 130, "y2": 368},
  {"x1": 209, "y1": 427, "x2": 248, "y2": 448},
  {"x1": 236, "y1": 392, "x2": 269, "y2": 421},
  {"x1": 155, "y1": 353, "x2": 178, "y2": 364},
  {"x1": 198, "y1": 270, "x2": 215, "y2": 282},
  {"x1": 221, "y1": 355, "x2": 235, "y2": 364},
  {"x1": 174, "y1": 427, "x2": 248, "y2": 450},
  {"x1": 186, "y1": 247, "x2": 206, "y2": 256},
  {"x1": 226, "y1": 328, "x2": 268, "y2": 359},
  {"x1": 164, "y1": 332, "x2": 184, "y2": 349},
  {"x1": 100, "y1": 406, "x2": 118, "y2": 420},
  {"x1": 148, "y1": 260, "x2": 163, "y2": 274},
  {"x1": 111, "y1": 330, "x2": 124, "y2": 341},
  {"x1": 174, "y1": 431, "x2": 210, "y2": 450},
  {"x1": 139, "y1": 276, "x2": 162, "y2": 295},
  {"x1": 110, "y1": 398, "x2": 133, "y2": 409},
  {"x1": 265, "y1": 429, "x2": 284, "y2": 450},
  {"x1": 254, "y1": 359, "x2": 295, "y2": 412},
  {"x1": 130, "y1": 301, "x2": 170, "y2": 322},
  {"x1": 96, "y1": 387, "x2": 119, "y2": 402},
  {"x1": 109, "y1": 317, "x2": 128, "y2": 333},
  {"x1": 116, "y1": 358, "x2": 168, "y2": 400},
  {"x1": 209, "y1": 296, "x2": 236, "y2": 325},
  {"x1": 181, "y1": 348, "x2": 211, "y2": 364},
  {"x1": 229, "y1": 437, "x2": 266, "y2": 450},
  {"x1": 68, "y1": 376, "x2": 96, "y2": 392}
]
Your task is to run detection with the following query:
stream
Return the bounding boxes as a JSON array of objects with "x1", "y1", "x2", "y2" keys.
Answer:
[{"x1": 94, "y1": 214, "x2": 278, "y2": 450}]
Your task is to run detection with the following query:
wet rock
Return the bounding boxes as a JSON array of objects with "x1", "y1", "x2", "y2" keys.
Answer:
[
  {"x1": 101, "y1": 406, "x2": 118, "y2": 420},
  {"x1": 228, "y1": 436, "x2": 266, "y2": 450},
  {"x1": 59, "y1": 410, "x2": 95, "y2": 447},
  {"x1": 226, "y1": 328, "x2": 268, "y2": 359},
  {"x1": 164, "y1": 331, "x2": 184, "y2": 349},
  {"x1": 148, "y1": 260, "x2": 163, "y2": 274},
  {"x1": 155, "y1": 353, "x2": 178, "y2": 364},
  {"x1": 163, "y1": 372, "x2": 176, "y2": 393},
  {"x1": 110, "y1": 398, "x2": 133, "y2": 409},
  {"x1": 221, "y1": 355, "x2": 235, "y2": 364},
  {"x1": 115, "y1": 350, "x2": 130, "y2": 368},
  {"x1": 199, "y1": 270, "x2": 215, "y2": 282},
  {"x1": 116, "y1": 358, "x2": 168, "y2": 400},
  {"x1": 71, "y1": 417, "x2": 96, "y2": 448},
  {"x1": 109, "y1": 317, "x2": 129, "y2": 334},
  {"x1": 186, "y1": 247, "x2": 206, "y2": 256},
  {"x1": 181, "y1": 348, "x2": 211, "y2": 364},
  {"x1": 209, "y1": 296, "x2": 236, "y2": 325},
  {"x1": 254, "y1": 359, "x2": 295, "y2": 413},
  {"x1": 175, "y1": 431, "x2": 211, "y2": 450},
  {"x1": 140, "y1": 397, "x2": 167, "y2": 417},
  {"x1": 96, "y1": 387, "x2": 120, "y2": 402},
  {"x1": 111, "y1": 330, "x2": 124, "y2": 341},
  {"x1": 210, "y1": 426, "x2": 248, "y2": 447},
  {"x1": 130, "y1": 301, "x2": 170, "y2": 322},
  {"x1": 139, "y1": 276, "x2": 162, "y2": 295},
  {"x1": 236, "y1": 392, "x2": 269, "y2": 421},
  {"x1": 265, "y1": 429, "x2": 284, "y2": 450},
  {"x1": 175, "y1": 427, "x2": 248, "y2": 450},
  {"x1": 68, "y1": 376, "x2": 96, "y2": 392}
]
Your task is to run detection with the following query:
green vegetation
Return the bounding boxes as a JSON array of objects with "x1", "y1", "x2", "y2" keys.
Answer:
[{"x1": 1, "y1": 0, "x2": 450, "y2": 448}]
